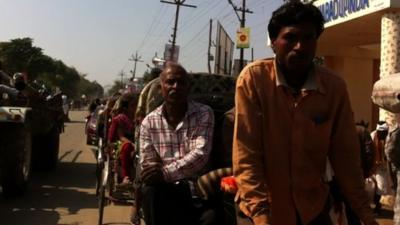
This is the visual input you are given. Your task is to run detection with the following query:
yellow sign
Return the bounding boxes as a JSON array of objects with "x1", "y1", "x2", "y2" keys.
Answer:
[{"x1": 236, "y1": 27, "x2": 250, "y2": 49}]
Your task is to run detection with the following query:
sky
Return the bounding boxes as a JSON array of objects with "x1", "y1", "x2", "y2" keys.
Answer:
[{"x1": 0, "y1": 0, "x2": 283, "y2": 88}]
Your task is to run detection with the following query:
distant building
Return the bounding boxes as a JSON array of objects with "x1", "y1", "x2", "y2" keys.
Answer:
[
  {"x1": 309, "y1": 0, "x2": 400, "y2": 127},
  {"x1": 214, "y1": 21, "x2": 234, "y2": 75}
]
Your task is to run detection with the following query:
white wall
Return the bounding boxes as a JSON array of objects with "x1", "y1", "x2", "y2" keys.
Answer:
[{"x1": 324, "y1": 56, "x2": 374, "y2": 124}]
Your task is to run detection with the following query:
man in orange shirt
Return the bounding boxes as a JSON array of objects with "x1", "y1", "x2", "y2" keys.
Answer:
[{"x1": 232, "y1": 1, "x2": 377, "y2": 225}]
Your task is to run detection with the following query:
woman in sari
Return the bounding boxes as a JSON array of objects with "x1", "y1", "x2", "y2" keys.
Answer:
[{"x1": 108, "y1": 93, "x2": 138, "y2": 184}]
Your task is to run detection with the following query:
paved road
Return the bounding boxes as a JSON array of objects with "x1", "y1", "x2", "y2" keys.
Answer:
[{"x1": 0, "y1": 111, "x2": 132, "y2": 225}]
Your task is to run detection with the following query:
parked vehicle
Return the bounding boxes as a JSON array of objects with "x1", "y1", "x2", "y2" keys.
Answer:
[
  {"x1": 30, "y1": 91, "x2": 64, "y2": 170},
  {"x1": 0, "y1": 77, "x2": 64, "y2": 196},
  {"x1": 85, "y1": 106, "x2": 103, "y2": 146},
  {"x1": 0, "y1": 103, "x2": 32, "y2": 196}
]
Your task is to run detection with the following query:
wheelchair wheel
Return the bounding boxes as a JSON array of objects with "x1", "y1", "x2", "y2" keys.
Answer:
[
  {"x1": 95, "y1": 162, "x2": 102, "y2": 196},
  {"x1": 98, "y1": 185, "x2": 106, "y2": 225},
  {"x1": 95, "y1": 157, "x2": 105, "y2": 196},
  {"x1": 95, "y1": 139, "x2": 106, "y2": 197},
  {"x1": 98, "y1": 156, "x2": 110, "y2": 225}
]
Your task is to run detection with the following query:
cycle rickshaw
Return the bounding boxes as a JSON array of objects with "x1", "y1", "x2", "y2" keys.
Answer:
[
  {"x1": 95, "y1": 94, "x2": 141, "y2": 225},
  {"x1": 96, "y1": 72, "x2": 242, "y2": 225}
]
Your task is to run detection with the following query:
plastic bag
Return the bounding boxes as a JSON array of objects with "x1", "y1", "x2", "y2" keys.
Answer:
[{"x1": 371, "y1": 74, "x2": 400, "y2": 113}]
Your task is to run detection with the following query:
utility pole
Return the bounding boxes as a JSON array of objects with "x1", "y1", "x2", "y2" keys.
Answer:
[
  {"x1": 161, "y1": 0, "x2": 196, "y2": 61},
  {"x1": 129, "y1": 51, "x2": 143, "y2": 79},
  {"x1": 118, "y1": 70, "x2": 125, "y2": 88},
  {"x1": 251, "y1": 47, "x2": 254, "y2": 62},
  {"x1": 228, "y1": 0, "x2": 252, "y2": 72},
  {"x1": 208, "y1": 19, "x2": 213, "y2": 74}
]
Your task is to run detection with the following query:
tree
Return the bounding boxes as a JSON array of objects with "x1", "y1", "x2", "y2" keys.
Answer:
[
  {"x1": 0, "y1": 38, "x2": 46, "y2": 80},
  {"x1": 142, "y1": 67, "x2": 162, "y2": 85},
  {"x1": 0, "y1": 37, "x2": 103, "y2": 99},
  {"x1": 106, "y1": 80, "x2": 124, "y2": 96}
]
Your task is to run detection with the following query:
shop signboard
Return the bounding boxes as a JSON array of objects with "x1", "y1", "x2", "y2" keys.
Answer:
[
  {"x1": 313, "y1": 0, "x2": 391, "y2": 27},
  {"x1": 164, "y1": 44, "x2": 180, "y2": 62},
  {"x1": 236, "y1": 27, "x2": 250, "y2": 49}
]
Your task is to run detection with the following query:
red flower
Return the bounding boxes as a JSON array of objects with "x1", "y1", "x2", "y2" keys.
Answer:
[{"x1": 220, "y1": 176, "x2": 238, "y2": 194}]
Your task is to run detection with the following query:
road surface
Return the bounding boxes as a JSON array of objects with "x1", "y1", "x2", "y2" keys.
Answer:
[{"x1": 0, "y1": 111, "x2": 132, "y2": 225}]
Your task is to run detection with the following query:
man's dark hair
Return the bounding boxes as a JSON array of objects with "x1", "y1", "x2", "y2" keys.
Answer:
[
  {"x1": 160, "y1": 62, "x2": 189, "y2": 80},
  {"x1": 268, "y1": 0, "x2": 325, "y2": 40}
]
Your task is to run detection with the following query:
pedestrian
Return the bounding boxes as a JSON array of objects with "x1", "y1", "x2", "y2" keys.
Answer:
[
  {"x1": 329, "y1": 122, "x2": 377, "y2": 225},
  {"x1": 370, "y1": 121, "x2": 391, "y2": 214},
  {"x1": 384, "y1": 115, "x2": 400, "y2": 225},
  {"x1": 88, "y1": 98, "x2": 100, "y2": 114},
  {"x1": 97, "y1": 93, "x2": 120, "y2": 142},
  {"x1": 139, "y1": 62, "x2": 217, "y2": 225},
  {"x1": 356, "y1": 122, "x2": 376, "y2": 180},
  {"x1": 232, "y1": 1, "x2": 378, "y2": 225}
]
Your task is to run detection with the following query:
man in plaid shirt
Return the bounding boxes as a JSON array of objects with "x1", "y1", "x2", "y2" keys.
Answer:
[{"x1": 139, "y1": 62, "x2": 216, "y2": 225}]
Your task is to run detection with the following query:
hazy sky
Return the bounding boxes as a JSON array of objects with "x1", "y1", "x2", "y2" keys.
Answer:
[{"x1": 0, "y1": 0, "x2": 282, "y2": 87}]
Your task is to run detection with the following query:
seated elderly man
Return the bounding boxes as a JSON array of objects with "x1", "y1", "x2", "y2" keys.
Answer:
[{"x1": 139, "y1": 62, "x2": 217, "y2": 225}]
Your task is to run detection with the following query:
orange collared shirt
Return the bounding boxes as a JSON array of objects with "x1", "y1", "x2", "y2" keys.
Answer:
[{"x1": 233, "y1": 58, "x2": 376, "y2": 225}]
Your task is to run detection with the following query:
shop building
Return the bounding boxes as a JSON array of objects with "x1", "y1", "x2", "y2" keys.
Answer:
[{"x1": 312, "y1": 0, "x2": 400, "y2": 127}]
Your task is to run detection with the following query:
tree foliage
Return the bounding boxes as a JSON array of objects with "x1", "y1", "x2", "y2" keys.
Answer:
[
  {"x1": 142, "y1": 70, "x2": 152, "y2": 84},
  {"x1": 0, "y1": 37, "x2": 103, "y2": 99},
  {"x1": 106, "y1": 80, "x2": 125, "y2": 96}
]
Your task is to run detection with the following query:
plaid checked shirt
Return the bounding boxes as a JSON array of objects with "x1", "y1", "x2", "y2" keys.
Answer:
[{"x1": 139, "y1": 100, "x2": 214, "y2": 182}]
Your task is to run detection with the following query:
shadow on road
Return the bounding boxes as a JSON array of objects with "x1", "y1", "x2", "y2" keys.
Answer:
[
  {"x1": 0, "y1": 160, "x2": 98, "y2": 225},
  {"x1": 35, "y1": 161, "x2": 97, "y2": 189},
  {"x1": 0, "y1": 208, "x2": 60, "y2": 225},
  {"x1": 59, "y1": 150, "x2": 74, "y2": 161}
]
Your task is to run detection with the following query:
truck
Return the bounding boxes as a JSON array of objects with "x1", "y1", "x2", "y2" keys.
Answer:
[{"x1": 0, "y1": 80, "x2": 64, "y2": 196}]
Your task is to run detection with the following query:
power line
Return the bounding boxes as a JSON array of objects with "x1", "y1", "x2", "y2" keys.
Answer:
[
  {"x1": 181, "y1": 22, "x2": 209, "y2": 50},
  {"x1": 179, "y1": 1, "x2": 223, "y2": 33},
  {"x1": 181, "y1": 37, "x2": 209, "y2": 57},
  {"x1": 122, "y1": 5, "x2": 172, "y2": 75},
  {"x1": 161, "y1": 0, "x2": 197, "y2": 61},
  {"x1": 136, "y1": 4, "x2": 166, "y2": 53},
  {"x1": 147, "y1": 17, "x2": 175, "y2": 57},
  {"x1": 178, "y1": 0, "x2": 215, "y2": 29},
  {"x1": 247, "y1": 0, "x2": 265, "y2": 7},
  {"x1": 183, "y1": 48, "x2": 208, "y2": 66},
  {"x1": 218, "y1": 10, "x2": 237, "y2": 23}
]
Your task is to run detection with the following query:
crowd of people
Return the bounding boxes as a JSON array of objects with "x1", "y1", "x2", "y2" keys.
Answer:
[{"x1": 86, "y1": 1, "x2": 400, "y2": 225}]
